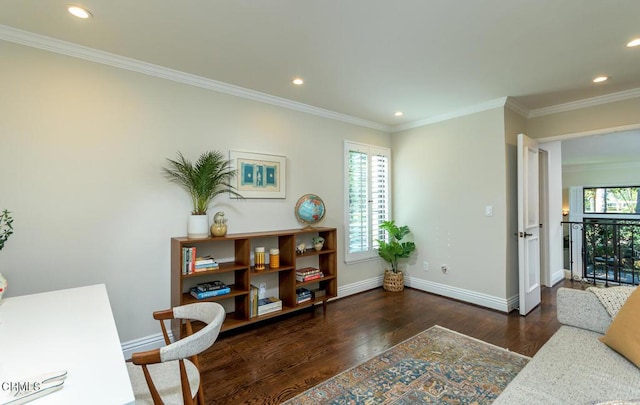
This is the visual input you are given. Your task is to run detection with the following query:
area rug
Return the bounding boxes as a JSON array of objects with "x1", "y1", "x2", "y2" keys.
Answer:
[{"x1": 283, "y1": 325, "x2": 529, "y2": 404}]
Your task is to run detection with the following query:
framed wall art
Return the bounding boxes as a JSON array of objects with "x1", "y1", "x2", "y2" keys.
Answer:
[{"x1": 229, "y1": 150, "x2": 286, "y2": 199}]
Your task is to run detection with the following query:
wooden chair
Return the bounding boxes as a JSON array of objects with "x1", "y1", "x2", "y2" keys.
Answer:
[{"x1": 126, "y1": 302, "x2": 225, "y2": 405}]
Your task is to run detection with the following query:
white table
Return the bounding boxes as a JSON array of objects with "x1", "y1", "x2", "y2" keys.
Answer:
[{"x1": 0, "y1": 284, "x2": 134, "y2": 404}]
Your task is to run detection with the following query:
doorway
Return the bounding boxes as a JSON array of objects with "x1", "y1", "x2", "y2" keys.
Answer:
[{"x1": 540, "y1": 124, "x2": 640, "y2": 291}]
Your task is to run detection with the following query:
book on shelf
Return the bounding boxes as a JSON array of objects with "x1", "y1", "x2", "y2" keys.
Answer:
[
  {"x1": 258, "y1": 296, "x2": 282, "y2": 316},
  {"x1": 194, "y1": 280, "x2": 227, "y2": 292},
  {"x1": 250, "y1": 284, "x2": 259, "y2": 318},
  {"x1": 296, "y1": 287, "x2": 312, "y2": 295},
  {"x1": 295, "y1": 267, "x2": 321, "y2": 276},
  {"x1": 296, "y1": 288, "x2": 312, "y2": 303},
  {"x1": 194, "y1": 266, "x2": 218, "y2": 273},
  {"x1": 194, "y1": 255, "x2": 216, "y2": 266},
  {"x1": 195, "y1": 261, "x2": 218, "y2": 269},
  {"x1": 296, "y1": 272, "x2": 323, "y2": 282},
  {"x1": 194, "y1": 263, "x2": 219, "y2": 273},
  {"x1": 182, "y1": 246, "x2": 197, "y2": 275},
  {"x1": 190, "y1": 286, "x2": 230, "y2": 300}
]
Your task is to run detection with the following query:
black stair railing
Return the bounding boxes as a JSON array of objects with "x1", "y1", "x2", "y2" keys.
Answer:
[{"x1": 562, "y1": 219, "x2": 640, "y2": 286}]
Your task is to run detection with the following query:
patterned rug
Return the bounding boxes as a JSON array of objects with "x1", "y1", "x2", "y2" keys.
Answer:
[{"x1": 283, "y1": 325, "x2": 529, "y2": 404}]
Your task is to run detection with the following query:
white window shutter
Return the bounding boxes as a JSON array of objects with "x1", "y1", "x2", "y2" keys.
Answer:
[{"x1": 344, "y1": 142, "x2": 391, "y2": 263}]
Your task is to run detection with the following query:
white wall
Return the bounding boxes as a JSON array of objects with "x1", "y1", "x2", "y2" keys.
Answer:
[
  {"x1": 539, "y1": 141, "x2": 564, "y2": 285},
  {"x1": 392, "y1": 108, "x2": 511, "y2": 308},
  {"x1": 563, "y1": 162, "x2": 640, "y2": 197},
  {"x1": 504, "y1": 108, "x2": 527, "y2": 303},
  {"x1": 0, "y1": 41, "x2": 390, "y2": 342},
  {"x1": 527, "y1": 98, "x2": 640, "y2": 140}
]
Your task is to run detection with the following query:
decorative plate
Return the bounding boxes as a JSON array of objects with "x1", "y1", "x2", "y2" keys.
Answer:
[{"x1": 295, "y1": 194, "x2": 326, "y2": 227}]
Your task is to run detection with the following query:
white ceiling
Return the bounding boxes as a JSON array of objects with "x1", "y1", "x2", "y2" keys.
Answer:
[
  {"x1": 561, "y1": 129, "x2": 640, "y2": 167},
  {"x1": 1, "y1": 0, "x2": 640, "y2": 130}
]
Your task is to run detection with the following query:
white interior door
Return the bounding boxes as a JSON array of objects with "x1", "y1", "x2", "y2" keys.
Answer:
[{"x1": 518, "y1": 133, "x2": 541, "y2": 315}]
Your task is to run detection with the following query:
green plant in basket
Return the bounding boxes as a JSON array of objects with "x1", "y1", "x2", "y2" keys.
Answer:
[
  {"x1": 377, "y1": 220, "x2": 416, "y2": 273},
  {"x1": 0, "y1": 209, "x2": 13, "y2": 251}
]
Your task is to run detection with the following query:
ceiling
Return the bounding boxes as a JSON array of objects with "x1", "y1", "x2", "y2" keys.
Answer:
[
  {"x1": 561, "y1": 129, "x2": 640, "y2": 167},
  {"x1": 1, "y1": 0, "x2": 639, "y2": 130}
]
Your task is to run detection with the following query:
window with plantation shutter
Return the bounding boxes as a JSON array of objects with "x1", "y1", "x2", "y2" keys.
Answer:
[{"x1": 344, "y1": 141, "x2": 391, "y2": 263}]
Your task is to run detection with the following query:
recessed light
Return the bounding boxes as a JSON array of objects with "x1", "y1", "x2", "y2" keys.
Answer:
[
  {"x1": 627, "y1": 38, "x2": 640, "y2": 47},
  {"x1": 394, "y1": 111, "x2": 404, "y2": 117},
  {"x1": 593, "y1": 76, "x2": 608, "y2": 83},
  {"x1": 68, "y1": 5, "x2": 92, "y2": 19},
  {"x1": 292, "y1": 78, "x2": 304, "y2": 85}
]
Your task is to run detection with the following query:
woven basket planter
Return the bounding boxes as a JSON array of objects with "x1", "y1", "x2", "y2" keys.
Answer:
[{"x1": 383, "y1": 270, "x2": 404, "y2": 292}]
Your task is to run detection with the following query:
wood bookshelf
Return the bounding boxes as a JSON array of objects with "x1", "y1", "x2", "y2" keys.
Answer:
[{"x1": 171, "y1": 227, "x2": 337, "y2": 334}]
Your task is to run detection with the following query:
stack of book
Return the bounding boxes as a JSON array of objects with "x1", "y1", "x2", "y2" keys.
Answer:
[
  {"x1": 295, "y1": 267, "x2": 324, "y2": 282},
  {"x1": 193, "y1": 255, "x2": 219, "y2": 272},
  {"x1": 257, "y1": 296, "x2": 282, "y2": 316},
  {"x1": 296, "y1": 288, "x2": 312, "y2": 304},
  {"x1": 182, "y1": 247, "x2": 219, "y2": 274},
  {"x1": 190, "y1": 280, "x2": 230, "y2": 300}
]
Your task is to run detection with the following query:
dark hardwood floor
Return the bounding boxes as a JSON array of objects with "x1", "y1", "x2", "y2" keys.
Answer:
[{"x1": 199, "y1": 279, "x2": 583, "y2": 404}]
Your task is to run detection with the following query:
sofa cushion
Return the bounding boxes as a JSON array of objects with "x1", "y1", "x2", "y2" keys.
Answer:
[
  {"x1": 600, "y1": 286, "x2": 640, "y2": 368},
  {"x1": 557, "y1": 287, "x2": 612, "y2": 334},
  {"x1": 494, "y1": 326, "x2": 640, "y2": 404}
]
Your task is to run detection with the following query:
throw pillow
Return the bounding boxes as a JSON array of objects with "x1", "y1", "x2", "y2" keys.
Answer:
[{"x1": 600, "y1": 286, "x2": 640, "y2": 368}]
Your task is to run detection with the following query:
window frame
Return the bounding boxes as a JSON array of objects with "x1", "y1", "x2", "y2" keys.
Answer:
[
  {"x1": 343, "y1": 140, "x2": 391, "y2": 264},
  {"x1": 583, "y1": 186, "x2": 640, "y2": 215}
]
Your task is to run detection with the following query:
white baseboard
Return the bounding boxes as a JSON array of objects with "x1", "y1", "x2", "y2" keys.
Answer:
[
  {"x1": 121, "y1": 331, "x2": 174, "y2": 360},
  {"x1": 551, "y1": 269, "x2": 566, "y2": 285},
  {"x1": 506, "y1": 294, "x2": 519, "y2": 312},
  {"x1": 337, "y1": 275, "x2": 383, "y2": 298},
  {"x1": 406, "y1": 276, "x2": 513, "y2": 312},
  {"x1": 121, "y1": 277, "x2": 385, "y2": 358},
  {"x1": 121, "y1": 275, "x2": 514, "y2": 357}
]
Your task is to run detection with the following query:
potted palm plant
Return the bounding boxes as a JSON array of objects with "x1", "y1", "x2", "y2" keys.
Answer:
[
  {"x1": 377, "y1": 220, "x2": 416, "y2": 292},
  {"x1": 163, "y1": 151, "x2": 243, "y2": 238}
]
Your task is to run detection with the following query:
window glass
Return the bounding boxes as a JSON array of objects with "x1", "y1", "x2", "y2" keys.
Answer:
[
  {"x1": 344, "y1": 141, "x2": 391, "y2": 262},
  {"x1": 583, "y1": 187, "x2": 640, "y2": 214}
]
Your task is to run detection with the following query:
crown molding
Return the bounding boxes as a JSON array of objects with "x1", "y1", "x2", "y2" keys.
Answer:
[
  {"x1": 0, "y1": 24, "x2": 391, "y2": 133},
  {"x1": 390, "y1": 97, "x2": 508, "y2": 133},
  {"x1": 563, "y1": 160, "x2": 640, "y2": 173},
  {"x1": 528, "y1": 88, "x2": 640, "y2": 118},
  {"x1": 504, "y1": 97, "x2": 530, "y2": 117},
  {"x1": 4, "y1": 24, "x2": 639, "y2": 134},
  {"x1": 537, "y1": 123, "x2": 640, "y2": 142}
]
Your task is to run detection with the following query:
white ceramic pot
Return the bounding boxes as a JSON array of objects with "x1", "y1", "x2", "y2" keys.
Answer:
[{"x1": 187, "y1": 214, "x2": 209, "y2": 239}]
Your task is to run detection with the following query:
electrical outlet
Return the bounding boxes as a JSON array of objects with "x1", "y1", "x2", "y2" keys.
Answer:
[
  {"x1": 423, "y1": 261, "x2": 429, "y2": 272},
  {"x1": 441, "y1": 264, "x2": 448, "y2": 273}
]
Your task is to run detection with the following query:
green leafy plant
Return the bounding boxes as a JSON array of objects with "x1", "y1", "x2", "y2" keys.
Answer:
[
  {"x1": 0, "y1": 209, "x2": 14, "y2": 251},
  {"x1": 163, "y1": 151, "x2": 243, "y2": 215},
  {"x1": 377, "y1": 220, "x2": 416, "y2": 273},
  {"x1": 312, "y1": 236, "x2": 325, "y2": 245}
]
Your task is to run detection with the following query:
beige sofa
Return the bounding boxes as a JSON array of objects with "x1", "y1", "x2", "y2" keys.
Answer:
[{"x1": 494, "y1": 288, "x2": 640, "y2": 404}]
